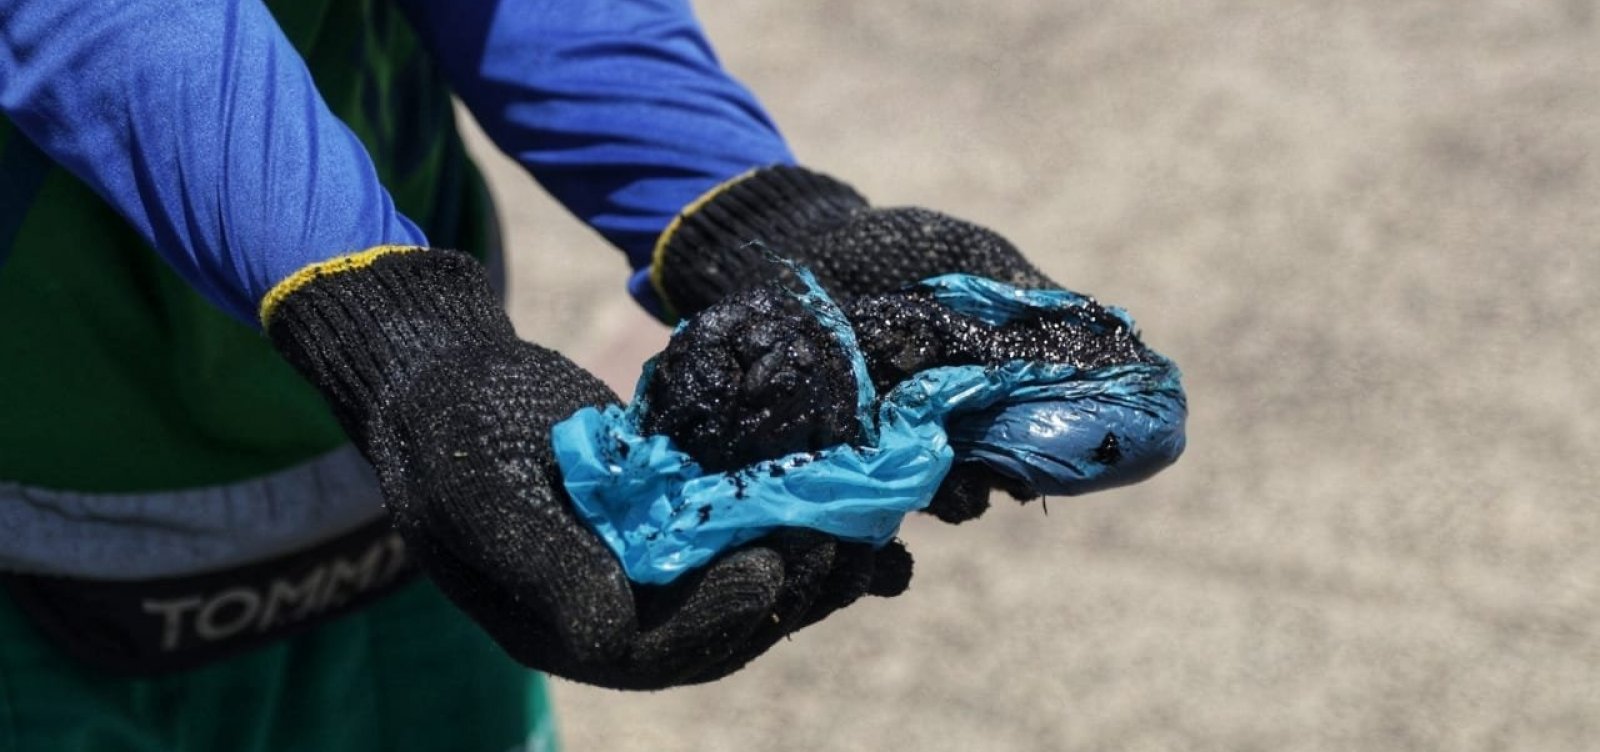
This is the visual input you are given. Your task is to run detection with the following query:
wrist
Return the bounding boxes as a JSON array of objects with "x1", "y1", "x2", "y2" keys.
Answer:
[
  {"x1": 651, "y1": 166, "x2": 870, "y2": 320},
  {"x1": 263, "y1": 246, "x2": 517, "y2": 445}
]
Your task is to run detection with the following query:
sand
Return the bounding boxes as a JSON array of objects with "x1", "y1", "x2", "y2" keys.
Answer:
[{"x1": 460, "y1": 1, "x2": 1600, "y2": 749}]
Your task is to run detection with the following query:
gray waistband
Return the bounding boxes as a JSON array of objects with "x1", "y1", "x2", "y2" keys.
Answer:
[{"x1": 0, "y1": 444, "x2": 387, "y2": 580}]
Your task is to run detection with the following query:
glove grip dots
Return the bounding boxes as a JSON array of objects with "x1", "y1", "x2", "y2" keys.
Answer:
[{"x1": 262, "y1": 246, "x2": 913, "y2": 689}]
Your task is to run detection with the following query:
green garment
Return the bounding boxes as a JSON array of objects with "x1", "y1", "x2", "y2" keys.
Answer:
[
  {"x1": 0, "y1": 0, "x2": 554, "y2": 745},
  {"x1": 0, "y1": 0, "x2": 485, "y2": 492},
  {"x1": 0, "y1": 580, "x2": 560, "y2": 752}
]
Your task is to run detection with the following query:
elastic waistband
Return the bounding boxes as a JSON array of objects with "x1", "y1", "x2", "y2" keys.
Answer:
[
  {"x1": 3, "y1": 515, "x2": 417, "y2": 675},
  {"x1": 0, "y1": 444, "x2": 387, "y2": 580}
]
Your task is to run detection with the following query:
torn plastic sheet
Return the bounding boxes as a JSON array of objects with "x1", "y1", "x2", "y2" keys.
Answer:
[{"x1": 552, "y1": 272, "x2": 1186, "y2": 584}]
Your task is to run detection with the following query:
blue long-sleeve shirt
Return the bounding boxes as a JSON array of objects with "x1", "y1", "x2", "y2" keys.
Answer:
[{"x1": 0, "y1": 0, "x2": 794, "y2": 324}]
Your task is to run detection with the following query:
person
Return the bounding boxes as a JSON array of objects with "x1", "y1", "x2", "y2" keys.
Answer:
[{"x1": 0, "y1": 1, "x2": 1064, "y2": 749}]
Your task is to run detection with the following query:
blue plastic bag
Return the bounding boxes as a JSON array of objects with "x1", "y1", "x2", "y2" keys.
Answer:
[
  {"x1": 552, "y1": 271, "x2": 1186, "y2": 584},
  {"x1": 913, "y1": 274, "x2": 1187, "y2": 495}
]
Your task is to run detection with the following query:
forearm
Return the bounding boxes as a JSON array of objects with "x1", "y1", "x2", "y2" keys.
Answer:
[
  {"x1": 400, "y1": 0, "x2": 793, "y2": 278},
  {"x1": 0, "y1": 0, "x2": 426, "y2": 323}
]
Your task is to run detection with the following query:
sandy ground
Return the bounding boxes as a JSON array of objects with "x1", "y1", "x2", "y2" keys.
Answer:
[{"x1": 459, "y1": 2, "x2": 1600, "y2": 749}]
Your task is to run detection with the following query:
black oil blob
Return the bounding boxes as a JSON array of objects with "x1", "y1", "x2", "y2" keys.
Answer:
[
  {"x1": 645, "y1": 281, "x2": 1155, "y2": 474},
  {"x1": 1092, "y1": 432, "x2": 1123, "y2": 465},
  {"x1": 643, "y1": 284, "x2": 860, "y2": 473}
]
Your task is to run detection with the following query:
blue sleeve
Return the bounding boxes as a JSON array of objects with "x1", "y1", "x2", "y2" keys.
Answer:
[
  {"x1": 0, "y1": 0, "x2": 428, "y2": 325},
  {"x1": 396, "y1": 0, "x2": 796, "y2": 303}
]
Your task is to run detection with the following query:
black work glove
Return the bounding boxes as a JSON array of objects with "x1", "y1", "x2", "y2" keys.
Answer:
[
  {"x1": 653, "y1": 165, "x2": 1058, "y2": 523},
  {"x1": 263, "y1": 247, "x2": 909, "y2": 690}
]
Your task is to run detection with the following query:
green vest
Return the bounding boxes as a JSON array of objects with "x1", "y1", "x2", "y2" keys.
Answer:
[{"x1": 0, "y1": 0, "x2": 491, "y2": 493}]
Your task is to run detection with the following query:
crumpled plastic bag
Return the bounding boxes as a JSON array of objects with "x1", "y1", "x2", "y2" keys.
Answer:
[
  {"x1": 552, "y1": 270, "x2": 1186, "y2": 584},
  {"x1": 913, "y1": 274, "x2": 1187, "y2": 495}
]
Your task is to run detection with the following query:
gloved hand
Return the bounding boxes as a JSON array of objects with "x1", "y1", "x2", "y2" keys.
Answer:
[
  {"x1": 262, "y1": 246, "x2": 909, "y2": 690},
  {"x1": 651, "y1": 165, "x2": 1066, "y2": 522}
]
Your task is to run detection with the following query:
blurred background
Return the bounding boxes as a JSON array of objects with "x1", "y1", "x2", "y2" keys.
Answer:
[{"x1": 461, "y1": 1, "x2": 1600, "y2": 749}]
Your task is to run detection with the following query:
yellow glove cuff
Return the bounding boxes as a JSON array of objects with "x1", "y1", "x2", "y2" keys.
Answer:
[
  {"x1": 258, "y1": 245, "x2": 426, "y2": 327},
  {"x1": 647, "y1": 169, "x2": 760, "y2": 323}
]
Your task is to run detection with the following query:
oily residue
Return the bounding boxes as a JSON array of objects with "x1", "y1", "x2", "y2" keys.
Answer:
[
  {"x1": 645, "y1": 283, "x2": 1155, "y2": 474},
  {"x1": 845, "y1": 290, "x2": 1155, "y2": 393},
  {"x1": 642, "y1": 284, "x2": 860, "y2": 473}
]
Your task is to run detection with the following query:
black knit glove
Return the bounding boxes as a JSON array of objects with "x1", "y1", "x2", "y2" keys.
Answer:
[
  {"x1": 263, "y1": 247, "x2": 909, "y2": 690},
  {"x1": 653, "y1": 166, "x2": 1055, "y2": 313},
  {"x1": 653, "y1": 166, "x2": 1059, "y2": 522}
]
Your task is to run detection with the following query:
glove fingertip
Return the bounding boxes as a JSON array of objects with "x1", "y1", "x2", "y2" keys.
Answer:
[
  {"x1": 925, "y1": 469, "x2": 992, "y2": 524},
  {"x1": 867, "y1": 540, "x2": 913, "y2": 598}
]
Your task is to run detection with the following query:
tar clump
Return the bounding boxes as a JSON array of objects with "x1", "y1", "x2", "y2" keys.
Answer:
[
  {"x1": 646, "y1": 281, "x2": 1156, "y2": 474},
  {"x1": 846, "y1": 290, "x2": 1156, "y2": 393},
  {"x1": 643, "y1": 285, "x2": 860, "y2": 473}
]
